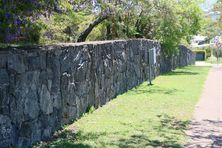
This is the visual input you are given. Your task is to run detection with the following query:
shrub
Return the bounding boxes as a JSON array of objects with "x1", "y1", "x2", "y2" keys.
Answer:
[
  {"x1": 212, "y1": 48, "x2": 222, "y2": 60},
  {"x1": 193, "y1": 49, "x2": 207, "y2": 60},
  {"x1": 204, "y1": 47, "x2": 212, "y2": 58}
]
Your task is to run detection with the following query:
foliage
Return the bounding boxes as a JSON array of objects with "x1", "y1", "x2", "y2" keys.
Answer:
[
  {"x1": 35, "y1": 66, "x2": 209, "y2": 147},
  {"x1": 193, "y1": 49, "x2": 207, "y2": 53},
  {"x1": 202, "y1": 0, "x2": 222, "y2": 38},
  {"x1": 38, "y1": 12, "x2": 94, "y2": 44},
  {"x1": 200, "y1": 17, "x2": 220, "y2": 39},
  {"x1": 0, "y1": 0, "x2": 58, "y2": 43},
  {"x1": 206, "y1": 58, "x2": 222, "y2": 64},
  {"x1": 1, "y1": 0, "x2": 204, "y2": 56},
  {"x1": 155, "y1": 0, "x2": 203, "y2": 56},
  {"x1": 212, "y1": 48, "x2": 222, "y2": 60},
  {"x1": 205, "y1": 47, "x2": 212, "y2": 58},
  {"x1": 193, "y1": 49, "x2": 207, "y2": 60},
  {"x1": 86, "y1": 106, "x2": 96, "y2": 114},
  {"x1": 91, "y1": 0, "x2": 204, "y2": 56},
  {"x1": 193, "y1": 47, "x2": 212, "y2": 58}
]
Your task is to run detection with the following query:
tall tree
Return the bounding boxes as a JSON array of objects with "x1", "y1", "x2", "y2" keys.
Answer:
[{"x1": 0, "y1": 0, "x2": 58, "y2": 42}]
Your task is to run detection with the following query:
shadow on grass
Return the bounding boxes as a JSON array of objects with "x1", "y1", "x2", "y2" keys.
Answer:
[
  {"x1": 131, "y1": 87, "x2": 179, "y2": 95},
  {"x1": 162, "y1": 70, "x2": 199, "y2": 76},
  {"x1": 40, "y1": 114, "x2": 190, "y2": 148},
  {"x1": 117, "y1": 134, "x2": 182, "y2": 148},
  {"x1": 43, "y1": 142, "x2": 91, "y2": 148},
  {"x1": 158, "y1": 114, "x2": 190, "y2": 131},
  {"x1": 116, "y1": 114, "x2": 190, "y2": 148},
  {"x1": 39, "y1": 130, "x2": 113, "y2": 148}
]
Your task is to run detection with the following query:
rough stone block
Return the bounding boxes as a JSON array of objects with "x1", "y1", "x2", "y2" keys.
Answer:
[
  {"x1": 0, "y1": 115, "x2": 14, "y2": 148},
  {"x1": 40, "y1": 84, "x2": 53, "y2": 115},
  {"x1": 8, "y1": 53, "x2": 26, "y2": 74},
  {"x1": 0, "y1": 69, "x2": 9, "y2": 88}
]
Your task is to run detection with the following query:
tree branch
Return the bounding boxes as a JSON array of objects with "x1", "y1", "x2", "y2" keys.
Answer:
[{"x1": 77, "y1": 14, "x2": 109, "y2": 42}]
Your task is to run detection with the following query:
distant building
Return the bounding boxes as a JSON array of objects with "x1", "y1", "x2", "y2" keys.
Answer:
[
  {"x1": 191, "y1": 36, "x2": 208, "y2": 48},
  {"x1": 190, "y1": 35, "x2": 222, "y2": 49}
]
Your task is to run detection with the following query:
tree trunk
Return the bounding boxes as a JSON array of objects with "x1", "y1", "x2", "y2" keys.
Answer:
[
  {"x1": 106, "y1": 23, "x2": 111, "y2": 40},
  {"x1": 77, "y1": 14, "x2": 108, "y2": 42},
  {"x1": 135, "y1": 10, "x2": 144, "y2": 38}
]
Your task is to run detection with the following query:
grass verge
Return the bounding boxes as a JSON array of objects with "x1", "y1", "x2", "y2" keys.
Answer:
[
  {"x1": 206, "y1": 58, "x2": 222, "y2": 64},
  {"x1": 36, "y1": 66, "x2": 210, "y2": 148}
]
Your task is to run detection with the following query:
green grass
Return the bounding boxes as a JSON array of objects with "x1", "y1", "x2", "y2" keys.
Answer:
[
  {"x1": 36, "y1": 66, "x2": 210, "y2": 148},
  {"x1": 206, "y1": 58, "x2": 222, "y2": 64}
]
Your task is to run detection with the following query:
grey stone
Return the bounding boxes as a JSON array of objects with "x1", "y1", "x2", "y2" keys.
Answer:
[
  {"x1": 8, "y1": 54, "x2": 26, "y2": 74},
  {"x1": 42, "y1": 127, "x2": 52, "y2": 139},
  {"x1": 16, "y1": 71, "x2": 40, "y2": 120},
  {"x1": 52, "y1": 92, "x2": 61, "y2": 109},
  {"x1": 0, "y1": 69, "x2": 9, "y2": 88},
  {"x1": 0, "y1": 115, "x2": 14, "y2": 147},
  {"x1": 27, "y1": 51, "x2": 46, "y2": 70},
  {"x1": 40, "y1": 84, "x2": 53, "y2": 115},
  {"x1": 24, "y1": 89, "x2": 39, "y2": 119},
  {"x1": 0, "y1": 54, "x2": 7, "y2": 68},
  {"x1": 18, "y1": 137, "x2": 29, "y2": 148},
  {"x1": 9, "y1": 95, "x2": 24, "y2": 125}
]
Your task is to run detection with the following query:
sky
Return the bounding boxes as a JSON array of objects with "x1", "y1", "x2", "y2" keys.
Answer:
[{"x1": 201, "y1": 0, "x2": 218, "y2": 12}]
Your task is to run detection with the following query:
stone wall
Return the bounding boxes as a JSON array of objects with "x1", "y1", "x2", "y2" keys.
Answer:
[
  {"x1": 0, "y1": 39, "x2": 195, "y2": 147},
  {"x1": 160, "y1": 45, "x2": 196, "y2": 73}
]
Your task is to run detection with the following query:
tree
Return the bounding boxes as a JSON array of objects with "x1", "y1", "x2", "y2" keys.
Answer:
[
  {"x1": 200, "y1": 0, "x2": 222, "y2": 39},
  {"x1": 0, "y1": 0, "x2": 204, "y2": 57},
  {"x1": 213, "y1": 48, "x2": 222, "y2": 60},
  {"x1": 77, "y1": 8, "x2": 112, "y2": 42},
  {"x1": 0, "y1": 0, "x2": 58, "y2": 42},
  {"x1": 212, "y1": 41, "x2": 222, "y2": 60}
]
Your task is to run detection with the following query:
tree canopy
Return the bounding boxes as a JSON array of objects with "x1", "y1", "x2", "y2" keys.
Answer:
[
  {"x1": 201, "y1": 0, "x2": 222, "y2": 39},
  {"x1": 0, "y1": 0, "x2": 204, "y2": 56}
]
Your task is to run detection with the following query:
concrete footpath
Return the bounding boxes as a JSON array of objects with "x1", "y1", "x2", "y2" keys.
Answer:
[{"x1": 185, "y1": 64, "x2": 222, "y2": 147}]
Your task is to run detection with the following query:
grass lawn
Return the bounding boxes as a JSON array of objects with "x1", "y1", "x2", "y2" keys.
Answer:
[
  {"x1": 206, "y1": 58, "x2": 222, "y2": 64},
  {"x1": 36, "y1": 66, "x2": 210, "y2": 148}
]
